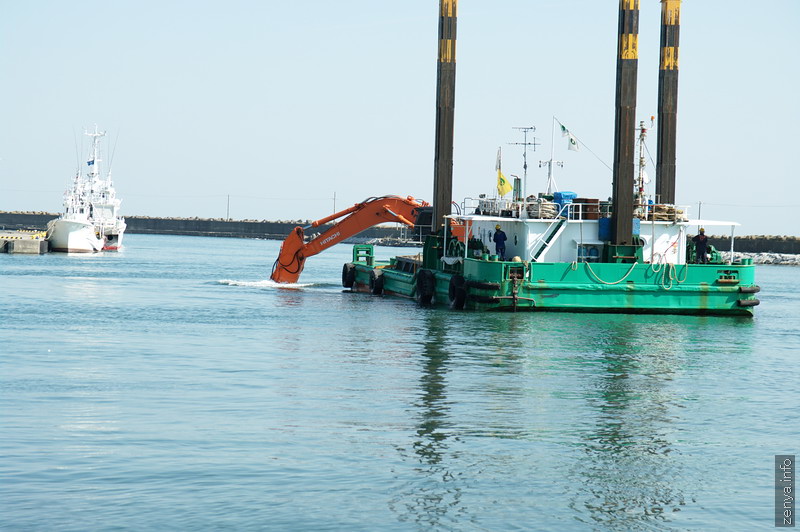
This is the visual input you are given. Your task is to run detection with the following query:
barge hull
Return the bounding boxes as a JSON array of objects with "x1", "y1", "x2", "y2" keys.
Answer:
[{"x1": 347, "y1": 259, "x2": 759, "y2": 317}]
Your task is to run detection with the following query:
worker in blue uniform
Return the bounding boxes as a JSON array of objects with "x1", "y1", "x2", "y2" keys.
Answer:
[
  {"x1": 692, "y1": 227, "x2": 710, "y2": 264},
  {"x1": 493, "y1": 224, "x2": 507, "y2": 260}
]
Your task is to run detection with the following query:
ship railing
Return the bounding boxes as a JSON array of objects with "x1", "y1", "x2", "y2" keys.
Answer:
[
  {"x1": 636, "y1": 203, "x2": 690, "y2": 222},
  {"x1": 529, "y1": 204, "x2": 571, "y2": 261}
]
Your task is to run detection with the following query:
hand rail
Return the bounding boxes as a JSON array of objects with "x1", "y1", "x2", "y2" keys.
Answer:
[{"x1": 530, "y1": 204, "x2": 570, "y2": 261}]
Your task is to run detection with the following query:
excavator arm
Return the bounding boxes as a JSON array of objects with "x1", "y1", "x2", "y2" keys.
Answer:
[{"x1": 270, "y1": 195, "x2": 429, "y2": 283}]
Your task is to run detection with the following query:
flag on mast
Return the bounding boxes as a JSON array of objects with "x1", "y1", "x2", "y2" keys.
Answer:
[
  {"x1": 496, "y1": 147, "x2": 512, "y2": 196},
  {"x1": 560, "y1": 123, "x2": 580, "y2": 151},
  {"x1": 567, "y1": 133, "x2": 579, "y2": 151}
]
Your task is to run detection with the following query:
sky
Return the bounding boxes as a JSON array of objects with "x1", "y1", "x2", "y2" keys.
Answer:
[{"x1": 1, "y1": 1, "x2": 798, "y2": 236}]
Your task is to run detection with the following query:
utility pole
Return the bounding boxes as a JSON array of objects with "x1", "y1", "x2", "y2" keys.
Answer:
[
  {"x1": 509, "y1": 126, "x2": 539, "y2": 199},
  {"x1": 226, "y1": 195, "x2": 230, "y2": 221}
]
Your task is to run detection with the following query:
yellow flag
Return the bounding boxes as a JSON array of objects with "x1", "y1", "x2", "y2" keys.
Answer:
[
  {"x1": 496, "y1": 147, "x2": 512, "y2": 196},
  {"x1": 497, "y1": 170, "x2": 512, "y2": 196}
]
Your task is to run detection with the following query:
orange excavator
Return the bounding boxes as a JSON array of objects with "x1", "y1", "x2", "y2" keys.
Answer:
[{"x1": 270, "y1": 195, "x2": 429, "y2": 283}]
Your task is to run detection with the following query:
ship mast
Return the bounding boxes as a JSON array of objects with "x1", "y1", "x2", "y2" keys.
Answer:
[
  {"x1": 539, "y1": 118, "x2": 564, "y2": 196},
  {"x1": 509, "y1": 126, "x2": 539, "y2": 199},
  {"x1": 85, "y1": 125, "x2": 106, "y2": 181},
  {"x1": 634, "y1": 120, "x2": 649, "y2": 218}
]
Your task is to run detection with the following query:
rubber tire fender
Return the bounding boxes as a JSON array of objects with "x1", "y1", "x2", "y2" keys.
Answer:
[
  {"x1": 342, "y1": 263, "x2": 356, "y2": 288},
  {"x1": 467, "y1": 294, "x2": 500, "y2": 304},
  {"x1": 369, "y1": 269, "x2": 384, "y2": 295},
  {"x1": 448, "y1": 275, "x2": 466, "y2": 310},
  {"x1": 464, "y1": 280, "x2": 501, "y2": 291},
  {"x1": 415, "y1": 269, "x2": 435, "y2": 305}
]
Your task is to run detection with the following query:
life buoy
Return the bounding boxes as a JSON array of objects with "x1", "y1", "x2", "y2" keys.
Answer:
[
  {"x1": 415, "y1": 269, "x2": 435, "y2": 305},
  {"x1": 369, "y1": 269, "x2": 384, "y2": 295},
  {"x1": 448, "y1": 275, "x2": 466, "y2": 310},
  {"x1": 342, "y1": 263, "x2": 356, "y2": 288}
]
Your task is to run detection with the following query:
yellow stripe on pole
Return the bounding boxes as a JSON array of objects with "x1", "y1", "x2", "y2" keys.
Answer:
[
  {"x1": 621, "y1": 0, "x2": 639, "y2": 10},
  {"x1": 441, "y1": 0, "x2": 457, "y2": 17},
  {"x1": 439, "y1": 39, "x2": 455, "y2": 63},
  {"x1": 660, "y1": 46, "x2": 679, "y2": 70},
  {"x1": 661, "y1": 0, "x2": 681, "y2": 25},
  {"x1": 620, "y1": 34, "x2": 638, "y2": 60}
]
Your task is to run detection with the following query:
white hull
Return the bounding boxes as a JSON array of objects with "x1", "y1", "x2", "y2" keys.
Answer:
[
  {"x1": 47, "y1": 125, "x2": 127, "y2": 253},
  {"x1": 46, "y1": 218, "x2": 105, "y2": 253},
  {"x1": 102, "y1": 228, "x2": 125, "y2": 251}
]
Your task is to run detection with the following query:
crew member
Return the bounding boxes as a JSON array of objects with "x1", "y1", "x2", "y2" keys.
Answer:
[
  {"x1": 692, "y1": 227, "x2": 710, "y2": 264},
  {"x1": 493, "y1": 224, "x2": 507, "y2": 260}
]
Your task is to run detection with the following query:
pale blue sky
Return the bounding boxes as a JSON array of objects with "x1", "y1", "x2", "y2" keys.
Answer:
[{"x1": 1, "y1": 1, "x2": 798, "y2": 235}]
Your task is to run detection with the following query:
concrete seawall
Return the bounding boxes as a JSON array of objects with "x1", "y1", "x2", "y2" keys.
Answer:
[
  {"x1": 2, "y1": 211, "x2": 797, "y2": 253},
  {"x1": 0, "y1": 211, "x2": 412, "y2": 241},
  {"x1": 708, "y1": 235, "x2": 800, "y2": 255}
]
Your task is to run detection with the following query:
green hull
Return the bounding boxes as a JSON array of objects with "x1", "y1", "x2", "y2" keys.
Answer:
[{"x1": 343, "y1": 244, "x2": 760, "y2": 316}]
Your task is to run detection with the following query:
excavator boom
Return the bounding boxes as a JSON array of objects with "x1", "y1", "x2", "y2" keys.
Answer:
[{"x1": 270, "y1": 195, "x2": 429, "y2": 283}]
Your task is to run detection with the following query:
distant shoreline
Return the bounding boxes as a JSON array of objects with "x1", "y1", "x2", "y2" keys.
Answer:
[
  {"x1": 1, "y1": 211, "x2": 798, "y2": 256},
  {"x1": 0, "y1": 211, "x2": 414, "y2": 242}
]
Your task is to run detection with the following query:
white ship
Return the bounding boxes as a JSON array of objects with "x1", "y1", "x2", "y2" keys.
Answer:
[{"x1": 47, "y1": 126, "x2": 126, "y2": 253}]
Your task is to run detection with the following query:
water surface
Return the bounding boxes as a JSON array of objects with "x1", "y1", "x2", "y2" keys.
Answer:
[{"x1": 2, "y1": 234, "x2": 797, "y2": 530}]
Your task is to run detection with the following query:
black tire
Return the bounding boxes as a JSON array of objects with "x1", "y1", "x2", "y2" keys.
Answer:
[
  {"x1": 464, "y1": 280, "x2": 501, "y2": 291},
  {"x1": 448, "y1": 275, "x2": 466, "y2": 310},
  {"x1": 369, "y1": 269, "x2": 384, "y2": 295},
  {"x1": 467, "y1": 294, "x2": 500, "y2": 304},
  {"x1": 415, "y1": 269, "x2": 435, "y2": 305},
  {"x1": 739, "y1": 285, "x2": 761, "y2": 294},
  {"x1": 342, "y1": 263, "x2": 356, "y2": 288}
]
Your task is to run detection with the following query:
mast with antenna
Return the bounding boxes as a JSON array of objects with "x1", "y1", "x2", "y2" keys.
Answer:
[
  {"x1": 539, "y1": 118, "x2": 564, "y2": 196},
  {"x1": 509, "y1": 126, "x2": 539, "y2": 199},
  {"x1": 634, "y1": 119, "x2": 651, "y2": 218}
]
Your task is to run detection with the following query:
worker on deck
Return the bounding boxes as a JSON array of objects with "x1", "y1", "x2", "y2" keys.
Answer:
[
  {"x1": 493, "y1": 224, "x2": 507, "y2": 260},
  {"x1": 692, "y1": 227, "x2": 709, "y2": 264}
]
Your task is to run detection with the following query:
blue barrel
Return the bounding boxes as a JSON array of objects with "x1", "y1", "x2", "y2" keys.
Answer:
[
  {"x1": 598, "y1": 217, "x2": 612, "y2": 241},
  {"x1": 598, "y1": 217, "x2": 640, "y2": 240}
]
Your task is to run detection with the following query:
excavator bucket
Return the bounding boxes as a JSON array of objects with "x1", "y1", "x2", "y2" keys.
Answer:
[{"x1": 270, "y1": 227, "x2": 306, "y2": 283}]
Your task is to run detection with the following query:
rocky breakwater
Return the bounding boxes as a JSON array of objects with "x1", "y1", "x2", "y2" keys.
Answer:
[
  {"x1": 722, "y1": 252, "x2": 800, "y2": 266},
  {"x1": 709, "y1": 234, "x2": 800, "y2": 265},
  {"x1": 708, "y1": 234, "x2": 800, "y2": 255}
]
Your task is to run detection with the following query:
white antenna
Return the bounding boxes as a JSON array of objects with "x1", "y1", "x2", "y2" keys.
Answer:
[
  {"x1": 539, "y1": 117, "x2": 564, "y2": 196},
  {"x1": 509, "y1": 126, "x2": 539, "y2": 199},
  {"x1": 634, "y1": 120, "x2": 649, "y2": 217}
]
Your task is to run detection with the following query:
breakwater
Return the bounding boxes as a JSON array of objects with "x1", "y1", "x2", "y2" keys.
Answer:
[
  {"x1": 708, "y1": 235, "x2": 800, "y2": 255},
  {"x1": 2, "y1": 211, "x2": 797, "y2": 257},
  {"x1": 0, "y1": 211, "x2": 412, "y2": 242}
]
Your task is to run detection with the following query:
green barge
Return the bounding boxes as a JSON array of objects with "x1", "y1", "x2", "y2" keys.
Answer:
[
  {"x1": 270, "y1": 1, "x2": 761, "y2": 316},
  {"x1": 342, "y1": 211, "x2": 760, "y2": 316}
]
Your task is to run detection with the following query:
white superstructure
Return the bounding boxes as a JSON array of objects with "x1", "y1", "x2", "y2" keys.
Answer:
[{"x1": 47, "y1": 126, "x2": 126, "y2": 252}]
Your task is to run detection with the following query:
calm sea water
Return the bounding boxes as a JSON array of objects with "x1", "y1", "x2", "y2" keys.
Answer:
[{"x1": 1, "y1": 234, "x2": 798, "y2": 531}]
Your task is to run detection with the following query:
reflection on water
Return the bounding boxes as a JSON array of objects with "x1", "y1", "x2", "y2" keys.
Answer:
[
  {"x1": 391, "y1": 310, "x2": 466, "y2": 529},
  {"x1": 571, "y1": 318, "x2": 688, "y2": 529},
  {"x1": 3, "y1": 238, "x2": 782, "y2": 530}
]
